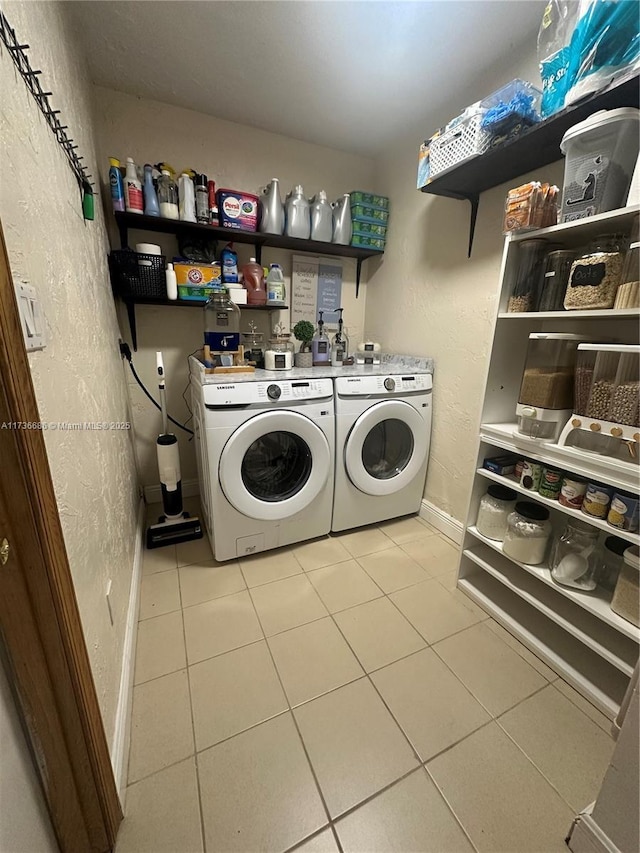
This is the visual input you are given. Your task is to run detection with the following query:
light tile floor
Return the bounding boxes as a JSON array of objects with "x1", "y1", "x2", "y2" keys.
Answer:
[{"x1": 117, "y1": 507, "x2": 615, "y2": 853}]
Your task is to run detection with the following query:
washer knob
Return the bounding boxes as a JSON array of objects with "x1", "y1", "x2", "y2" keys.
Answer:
[
  {"x1": 267, "y1": 384, "x2": 281, "y2": 400},
  {"x1": 384, "y1": 378, "x2": 395, "y2": 392}
]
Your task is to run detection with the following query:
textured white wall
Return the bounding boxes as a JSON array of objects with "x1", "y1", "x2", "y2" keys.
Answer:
[
  {"x1": 0, "y1": 646, "x2": 58, "y2": 853},
  {"x1": 93, "y1": 86, "x2": 375, "y2": 487},
  {"x1": 0, "y1": 2, "x2": 139, "y2": 744},
  {"x1": 366, "y1": 45, "x2": 563, "y2": 523}
]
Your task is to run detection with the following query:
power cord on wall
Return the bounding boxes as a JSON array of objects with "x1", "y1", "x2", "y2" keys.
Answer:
[{"x1": 119, "y1": 342, "x2": 194, "y2": 436}]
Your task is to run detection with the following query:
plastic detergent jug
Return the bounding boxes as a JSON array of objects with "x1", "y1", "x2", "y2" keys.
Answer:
[
  {"x1": 332, "y1": 194, "x2": 352, "y2": 245},
  {"x1": 259, "y1": 178, "x2": 285, "y2": 235},
  {"x1": 310, "y1": 191, "x2": 333, "y2": 242},
  {"x1": 266, "y1": 264, "x2": 286, "y2": 305},
  {"x1": 143, "y1": 164, "x2": 160, "y2": 217},
  {"x1": 179, "y1": 173, "x2": 196, "y2": 222},
  {"x1": 242, "y1": 257, "x2": 266, "y2": 306},
  {"x1": 220, "y1": 244, "x2": 239, "y2": 284},
  {"x1": 285, "y1": 185, "x2": 311, "y2": 239}
]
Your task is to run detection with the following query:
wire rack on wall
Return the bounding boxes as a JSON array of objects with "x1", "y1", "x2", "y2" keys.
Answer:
[{"x1": 0, "y1": 10, "x2": 94, "y2": 191}]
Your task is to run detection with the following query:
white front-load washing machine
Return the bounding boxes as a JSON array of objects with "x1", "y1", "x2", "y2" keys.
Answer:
[
  {"x1": 332, "y1": 372, "x2": 432, "y2": 531},
  {"x1": 191, "y1": 375, "x2": 335, "y2": 561}
]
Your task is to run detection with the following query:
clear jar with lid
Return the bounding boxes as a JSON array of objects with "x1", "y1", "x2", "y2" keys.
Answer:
[
  {"x1": 507, "y1": 239, "x2": 548, "y2": 313},
  {"x1": 614, "y1": 214, "x2": 639, "y2": 309},
  {"x1": 550, "y1": 519, "x2": 599, "y2": 590},
  {"x1": 596, "y1": 536, "x2": 628, "y2": 593},
  {"x1": 242, "y1": 322, "x2": 265, "y2": 369},
  {"x1": 476, "y1": 484, "x2": 517, "y2": 541},
  {"x1": 265, "y1": 336, "x2": 294, "y2": 370},
  {"x1": 538, "y1": 250, "x2": 577, "y2": 312},
  {"x1": 503, "y1": 502, "x2": 552, "y2": 565},
  {"x1": 564, "y1": 234, "x2": 625, "y2": 310},
  {"x1": 203, "y1": 288, "x2": 241, "y2": 352}
]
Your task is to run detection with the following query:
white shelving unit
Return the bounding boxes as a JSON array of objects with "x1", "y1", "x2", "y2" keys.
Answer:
[{"x1": 458, "y1": 205, "x2": 640, "y2": 721}]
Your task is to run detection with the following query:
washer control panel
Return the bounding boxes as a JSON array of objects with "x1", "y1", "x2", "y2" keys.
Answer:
[
  {"x1": 205, "y1": 377, "x2": 334, "y2": 406},
  {"x1": 335, "y1": 374, "x2": 432, "y2": 396}
]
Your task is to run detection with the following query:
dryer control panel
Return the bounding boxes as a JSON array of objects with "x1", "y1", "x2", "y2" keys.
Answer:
[
  {"x1": 203, "y1": 377, "x2": 333, "y2": 406},
  {"x1": 335, "y1": 374, "x2": 432, "y2": 396}
]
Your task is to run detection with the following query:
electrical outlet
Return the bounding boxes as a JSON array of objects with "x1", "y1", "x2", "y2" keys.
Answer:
[{"x1": 105, "y1": 579, "x2": 114, "y2": 626}]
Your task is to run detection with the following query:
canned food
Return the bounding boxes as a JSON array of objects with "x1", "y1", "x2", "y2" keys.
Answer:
[
  {"x1": 608, "y1": 491, "x2": 640, "y2": 532},
  {"x1": 538, "y1": 466, "x2": 563, "y2": 500},
  {"x1": 514, "y1": 459, "x2": 526, "y2": 481},
  {"x1": 520, "y1": 460, "x2": 543, "y2": 491},
  {"x1": 583, "y1": 482, "x2": 614, "y2": 519},
  {"x1": 559, "y1": 476, "x2": 588, "y2": 509}
]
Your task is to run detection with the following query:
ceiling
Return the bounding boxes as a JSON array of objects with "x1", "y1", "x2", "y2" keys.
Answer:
[{"x1": 67, "y1": 0, "x2": 545, "y2": 157}]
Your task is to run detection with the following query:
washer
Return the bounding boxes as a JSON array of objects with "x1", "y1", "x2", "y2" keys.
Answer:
[
  {"x1": 191, "y1": 375, "x2": 335, "y2": 561},
  {"x1": 332, "y1": 372, "x2": 432, "y2": 531}
]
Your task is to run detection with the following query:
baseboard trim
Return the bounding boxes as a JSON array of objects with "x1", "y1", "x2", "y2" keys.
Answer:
[
  {"x1": 143, "y1": 478, "x2": 200, "y2": 504},
  {"x1": 567, "y1": 811, "x2": 621, "y2": 853},
  {"x1": 110, "y1": 497, "x2": 144, "y2": 800},
  {"x1": 419, "y1": 499, "x2": 464, "y2": 545}
]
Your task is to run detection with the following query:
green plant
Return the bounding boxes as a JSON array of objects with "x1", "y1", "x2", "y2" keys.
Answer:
[{"x1": 292, "y1": 320, "x2": 315, "y2": 352}]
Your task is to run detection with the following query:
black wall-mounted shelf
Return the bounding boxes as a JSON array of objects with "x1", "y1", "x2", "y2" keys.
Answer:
[
  {"x1": 114, "y1": 211, "x2": 381, "y2": 297},
  {"x1": 421, "y1": 72, "x2": 640, "y2": 256}
]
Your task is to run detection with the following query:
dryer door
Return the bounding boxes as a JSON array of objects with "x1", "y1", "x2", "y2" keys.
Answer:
[
  {"x1": 219, "y1": 410, "x2": 331, "y2": 521},
  {"x1": 345, "y1": 400, "x2": 428, "y2": 496}
]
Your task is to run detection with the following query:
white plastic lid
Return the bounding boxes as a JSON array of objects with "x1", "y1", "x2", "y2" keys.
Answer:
[
  {"x1": 623, "y1": 545, "x2": 640, "y2": 572},
  {"x1": 561, "y1": 108, "x2": 640, "y2": 152},
  {"x1": 161, "y1": 169, "x2": 170, "y2": 175},
  {"x1": 249, "y1": 257, "x2": 256, "y2": 263},
  {"x1": 126, "y1": 156, "x2": 134, "y2": 163},
  {"x1": 167, "y1": 263, "x2": 174, "y2": 271}
]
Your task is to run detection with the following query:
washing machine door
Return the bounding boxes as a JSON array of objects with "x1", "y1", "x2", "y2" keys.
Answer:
[
  {"x1": 345, "y1": 400, "x2": 428, "y2": 496},
  {"x1": 219, "y1": 410, "x2": 331, "y2": 521}
]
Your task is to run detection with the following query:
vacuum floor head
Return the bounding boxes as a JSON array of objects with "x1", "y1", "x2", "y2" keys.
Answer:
[{"x1": 146, "y1": 513, "x2": 203, "y2": 549}]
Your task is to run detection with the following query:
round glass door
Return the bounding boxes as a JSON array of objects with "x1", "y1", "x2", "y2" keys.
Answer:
[
  {"x1": 345, "y1": 400, "x2": 428, "y2": 497},
  {"x1": 241, "y1": 431, "x2": 312, "y2": 501},
  {"x1": 219, "y1": 410, "x2": 331, "y2": 520},
  {"x1": 361, "y1": 418, "x2": 414, "y2": 480}
]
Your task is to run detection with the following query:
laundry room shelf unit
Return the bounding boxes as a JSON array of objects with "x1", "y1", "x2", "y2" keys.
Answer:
[
  {"x1": 420, "y1": 71, "x2": 640, "y2": 256},
  {"x1": 457, "y1": 204, "x2": 640, "y2": 722}
]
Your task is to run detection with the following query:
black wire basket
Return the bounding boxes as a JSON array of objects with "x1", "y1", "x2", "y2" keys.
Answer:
[{"x1": 108, "y1": 249, "x2": 166, "y2": 300}]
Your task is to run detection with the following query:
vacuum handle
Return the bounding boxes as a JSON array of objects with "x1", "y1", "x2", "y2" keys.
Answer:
[{"x1": 156, "y1": 351, "x2": 168, "y2": 435}]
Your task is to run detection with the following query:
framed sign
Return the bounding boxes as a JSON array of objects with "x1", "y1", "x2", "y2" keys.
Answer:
[{"x1": 291, "y1": 256, "x2": 342, "y2": 328}]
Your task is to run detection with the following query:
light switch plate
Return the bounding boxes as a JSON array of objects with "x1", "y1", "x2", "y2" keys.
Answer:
[{"x1": 16, "y1": 283, "x2": 46, "y2": 351}]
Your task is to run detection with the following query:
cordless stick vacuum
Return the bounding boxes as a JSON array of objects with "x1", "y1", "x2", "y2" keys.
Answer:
[{"x1": 146, "y1": 352, "x2": 203, "y2": 549}]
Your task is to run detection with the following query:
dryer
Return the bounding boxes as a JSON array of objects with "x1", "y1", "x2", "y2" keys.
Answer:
[
  {"x1": 191, "y1": 376, "x2": 335, "y2": 561},
  {"x1": 332, "y1": 373, "x2": 432, "y2": 531}
]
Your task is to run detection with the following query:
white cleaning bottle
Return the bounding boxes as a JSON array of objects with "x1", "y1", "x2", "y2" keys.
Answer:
[
  {"x1": 165, "y1": 263, "x2": 178, "y2": 300},
  {"x1": 178, "y1": 173, "x2": 196, "y2": 222},
  {"x1": 124, "y1": 157, "x2": 143, "y2": 214}
]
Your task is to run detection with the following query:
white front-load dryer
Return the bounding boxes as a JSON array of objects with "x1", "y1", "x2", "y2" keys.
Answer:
[
  {"x1": 332, "y1": 373, "x2": 432, "y2": 531},
  {"x1": 191, "y1": 376, "x2": 334, "y2": 561}
]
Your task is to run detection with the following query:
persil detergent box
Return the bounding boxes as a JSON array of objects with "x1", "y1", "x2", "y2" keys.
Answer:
[
  {"x1": 174, "y1": 262, "x2": 222, "y2": 301},
  {"x1": 217, "y1": 188, "x2": 259, "y2": 231}
]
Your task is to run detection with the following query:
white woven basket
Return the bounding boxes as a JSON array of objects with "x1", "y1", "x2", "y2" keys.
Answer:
[{"x1": 429, "y1": 114, "x2": 492, "y2": 178}]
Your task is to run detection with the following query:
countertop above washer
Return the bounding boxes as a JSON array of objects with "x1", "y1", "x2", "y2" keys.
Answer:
[{"x1": 189, "y1": 354, "x2": 434, "y2": 385}]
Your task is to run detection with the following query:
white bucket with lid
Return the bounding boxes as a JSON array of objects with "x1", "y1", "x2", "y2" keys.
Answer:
[{"x1": 559, "y1": 107, "x2": 640, "y2": 223}]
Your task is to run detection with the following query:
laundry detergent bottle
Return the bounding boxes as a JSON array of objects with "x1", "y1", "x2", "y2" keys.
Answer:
[
  {"x1": 242, "y1": 257, "x2": 266, "y2": 305},
  {"x1": 285, "y1": 185, "x2": 311, "y2": 239},
  {"x1": 312, "y1": 310, "x2": 330, "y2": 366},
  {"x1": 259, "y1": 178, "x2": 285, "y2": 235},
  {"x1": 143, "y1": 164, "x2": 160, "y2": 216},
  {"x1": 310, "y1": 190, "x2": 333, "y2": 242}
]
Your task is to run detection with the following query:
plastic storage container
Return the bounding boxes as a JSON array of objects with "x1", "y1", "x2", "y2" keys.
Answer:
[
  {"x1": 574, "y1": 346, "x2": 597, "y2": 416},
  {"x1": 503, "y1": 502, "x2": 551, "y2": 565},
  {"x1": 507, "y1": 239, "x2": 548, "y2": 312},
  {"x1": 480, "y1": 79, "x2": 542, "y2": 145},
  {"x1": 614, "y1": 214, "x2": 639, "y2": 309},
  {"x1": 550, "y1": 519, "x2": 599, "y2": 590},
  {"x1": 564, "y1": 235, "x2": 624, "y2": 310},
  {"x1": 476, "y1": 485, "x2": 517, "y2": 541},
  {"x1": 609, "y1": 347, "x2": 640, "y2": 428},
  {"x1": 217, "y1": 188, "x2": 259, "y2": 231},
  {"x1": 560, "y1": 108, "x2": 640, "y2": 223},
  {"x1": 204, "y1": 289, "x2": 241, "y2": 352},
  {"x1": 611, "y1": 545, "x2": 640, "y2": 627},
  {"x1": 538, "y1": 250, "x2": 578, "y2": 312},
  {"x1": 597, "y1": 536, "x2": 628, "y2": 593},
  {"x1": 517, "y1": 333, "x2": 585, "y2": 439}
]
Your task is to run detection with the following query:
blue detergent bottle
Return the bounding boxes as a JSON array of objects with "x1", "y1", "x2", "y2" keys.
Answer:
[
  {"x1": 221, "y1": 244, "x2": 239, "y2": 284},
  {"x1": 143, "y1": 164, "x2": 160, "y2": 217}
]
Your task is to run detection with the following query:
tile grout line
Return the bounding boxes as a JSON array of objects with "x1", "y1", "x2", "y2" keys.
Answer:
[{"x1": 421, "y1": 763, "x2": 482, "y2": 853}]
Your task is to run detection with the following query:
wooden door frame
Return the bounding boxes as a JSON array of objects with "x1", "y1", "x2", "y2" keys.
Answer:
[{"x1": 0, "y1": 221, "x2": 122, "y2": 851}]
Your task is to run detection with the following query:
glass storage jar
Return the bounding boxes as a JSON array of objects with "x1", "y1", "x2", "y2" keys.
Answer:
[
  {"x1": 550, "y1": 519, "x2": 599, "y2": 590},
  {"x1": 476, "y1": 485, "x2": 518, "y2": 541},
  {"x1": 538, "y1": 250, "x2": 577, "y2": 312},
  {"x1": 204, "y1": 288, "x2": 241, "y2": 352},
  {"x1": 564, "y1": 234, "x2": 624, "y2": 310},
  {"x1": 507, "y1": 239, "x2": 548, "y2": 313},
  {"x1": 242, "y1": 324, "x2": 265, "y2": 369},
  {"x1": 614, "y1": 215, "x2": 639, "y2": 309},
  {"x1": 265, "y1": 336, "x2": 294, "y2": 370},
  {"x1": 503, "y1": 502, "x2": 551, "y2": 565},
  {"x1": 596, "y1": 536, "x2": 628, "y2": 593}
]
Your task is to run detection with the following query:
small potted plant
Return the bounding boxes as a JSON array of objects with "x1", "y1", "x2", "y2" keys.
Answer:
[{"x1": 293, "y1": 320, "x2": 314, "y2": 368}]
